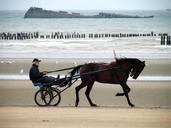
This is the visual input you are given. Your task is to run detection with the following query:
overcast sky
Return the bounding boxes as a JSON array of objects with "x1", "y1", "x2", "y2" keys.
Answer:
[{"x1": 0, "y1": 0, "x2": 171, "y2": 10}]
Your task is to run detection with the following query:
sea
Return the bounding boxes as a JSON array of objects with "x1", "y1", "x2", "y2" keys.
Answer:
[
  {"x1": 0, "y1": 10, "x2": 171, "y2": 80},
  {"x1": 0, "y1": 10, "x2": 171, "y2": 59}
]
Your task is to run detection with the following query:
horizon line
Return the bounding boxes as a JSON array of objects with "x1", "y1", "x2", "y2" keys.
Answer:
[{"x1": 0, "y1": 8, "x2": 168, "y2": 11}]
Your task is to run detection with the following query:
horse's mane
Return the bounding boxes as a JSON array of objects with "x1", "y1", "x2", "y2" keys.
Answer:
[{"x1": 116, "y1": 58, "x2": 140, "y2": 65}]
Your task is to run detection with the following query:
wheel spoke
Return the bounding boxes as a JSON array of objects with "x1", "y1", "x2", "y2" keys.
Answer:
[
  {"x1": 34, "y1": 89, "x2": 51, "y2": 106},
  {"x1": 49, "y1": 88, "x2": 61, "y2": 106}
]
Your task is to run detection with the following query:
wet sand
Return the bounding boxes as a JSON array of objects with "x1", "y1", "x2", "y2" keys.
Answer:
[
  {"x1": 0, "y1": 58, "x2": 171, "y2": 76},
  {"x1": 0, "y1": 80, "x2": 171, "y2": 107}
]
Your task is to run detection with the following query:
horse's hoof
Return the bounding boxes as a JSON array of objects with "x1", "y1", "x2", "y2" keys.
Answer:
[
  {"x1": 116, "y1": 93, "x2": 124, "y2": 96},
  {"x1": 91, "y1": 104, "x2": 98, "y2": 107},
  {"x1": 75, "y1": 103, "x2": 78, "y2": 107},
  {"x1": 129, "y1": 104, "x2": 135, "y2": 107},
  {"x1": 75, "y1": 100, "x2": 79, "y2": 107},
  {"x1": 115, "y1": 93, "x2": 120, "y2": 96}
]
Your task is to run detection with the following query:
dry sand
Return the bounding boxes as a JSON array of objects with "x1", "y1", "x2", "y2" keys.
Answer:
[{"x1": 0, "y1": 107, "x2": 171, "y2": 128}]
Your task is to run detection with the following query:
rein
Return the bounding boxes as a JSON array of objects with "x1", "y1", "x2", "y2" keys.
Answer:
[
  {"x1": 72, "y1": 66, "x2": 120, "y2": 79},
  {"x1": 47, "y1": 65, "x2": 120, "y2": 78},
  {"x1": 46, "y1": 65, "x2": 84, "y2": 74},
  {"x1": 46, "y1": 63, "x2": 129, "y2": 75}
]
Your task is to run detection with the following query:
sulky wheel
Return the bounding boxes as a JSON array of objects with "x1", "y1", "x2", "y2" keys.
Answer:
[
  {"x1": 49, "y1": 88, "x2": 61, "y2": 106},
  {"x1": 34, "y1": 89, "x2": 51, "y2": 106}
]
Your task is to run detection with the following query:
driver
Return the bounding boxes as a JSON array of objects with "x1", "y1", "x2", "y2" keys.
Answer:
[{"x1": 29, "y1": 58, "x2": 57, "y2": 84}]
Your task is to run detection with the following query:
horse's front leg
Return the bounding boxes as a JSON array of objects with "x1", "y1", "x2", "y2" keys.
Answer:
[
  {"x1": 116, "y1": 85, "x2": 130, "y2": 96},
  {"x1": 124, "y1": 90, "x2": 134, "y2": 107},
  {"x1": 115, "y1": 92, "x2": 125, "y2": 96},
  {"x1": 120, "y1": 83, "x2": 134, "y2": 107}
]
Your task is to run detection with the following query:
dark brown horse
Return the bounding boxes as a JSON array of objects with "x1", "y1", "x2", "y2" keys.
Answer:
[{"x1": 70, "y1": 58, "x2": 145, "y2": 107}]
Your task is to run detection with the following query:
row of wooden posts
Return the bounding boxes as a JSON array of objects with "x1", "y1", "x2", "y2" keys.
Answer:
[
  {"x1": 0, "y1": 32, "x2": 168, "y2": 40},
  {"x1": 161, "y1": 36, "x2": 171, "y2": 45},
  {"x1": 0, "y1": 32, "x2": 39, "y2": 40}
]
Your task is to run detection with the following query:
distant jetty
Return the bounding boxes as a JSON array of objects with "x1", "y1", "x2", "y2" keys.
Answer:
[
  {"x1": 0, "y1": 31, "x2": 168, "y2": 40},
  {"x1": 24, "y1": 7, "x2": 154, "y2": 18},
  {"x1": 166, "y1": 8, "x2": 171, "y2": 11}
]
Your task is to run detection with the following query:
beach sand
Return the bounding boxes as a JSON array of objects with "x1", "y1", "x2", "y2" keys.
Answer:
[
  {"x1": 0, "y1": 80, "x2": 171, "y2": 107},
  {"x1": 0, "y1": 58, "x2": 171, "y2": 76},
  {"x1": 0, "y1": 58, "x2": 171, "y2": 107},
  {"x1": 0, "y1": 58, "x2": 171, "y2": 128}
]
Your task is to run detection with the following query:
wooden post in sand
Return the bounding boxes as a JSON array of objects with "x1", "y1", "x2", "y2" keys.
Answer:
[
  {"x1": 151, "y1": 31, "x2": 154, "y2": 36},
  {"x1": 166, "y1": 36, "x2": 171, "y2": 45},
  {"x1": 161, "y1": 36, "x2": 165, "y2": 45}
]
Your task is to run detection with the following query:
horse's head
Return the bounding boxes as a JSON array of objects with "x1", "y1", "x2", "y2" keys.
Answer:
[{"x1": 130, "y1": 59, "x2": 145, "y2": 79}]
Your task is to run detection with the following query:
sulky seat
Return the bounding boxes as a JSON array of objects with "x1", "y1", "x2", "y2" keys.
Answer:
[{"x1": 33, "y1": 83, "x2": 47, "y2": 87}]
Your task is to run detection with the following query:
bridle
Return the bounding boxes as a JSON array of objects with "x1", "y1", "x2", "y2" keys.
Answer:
[{"x1": 130, "y1": 61, "x2": 145, "y2": 79}]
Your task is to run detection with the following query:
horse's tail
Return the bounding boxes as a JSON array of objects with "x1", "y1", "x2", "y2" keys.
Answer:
[
  {"x1": 67, "y1": 65, "x2": 83, "y2": 87},
  {"x1": 70, "y1": 65, "x2": 82, "y2": 77}
]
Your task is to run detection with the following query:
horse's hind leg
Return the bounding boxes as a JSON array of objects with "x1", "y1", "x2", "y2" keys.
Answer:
[
  {"x1": 75, "y1": 82, "x2": 86, "y2": 107},
  {"x1": 85, "y1": 82, "x2": 97, "y2": 107}
]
